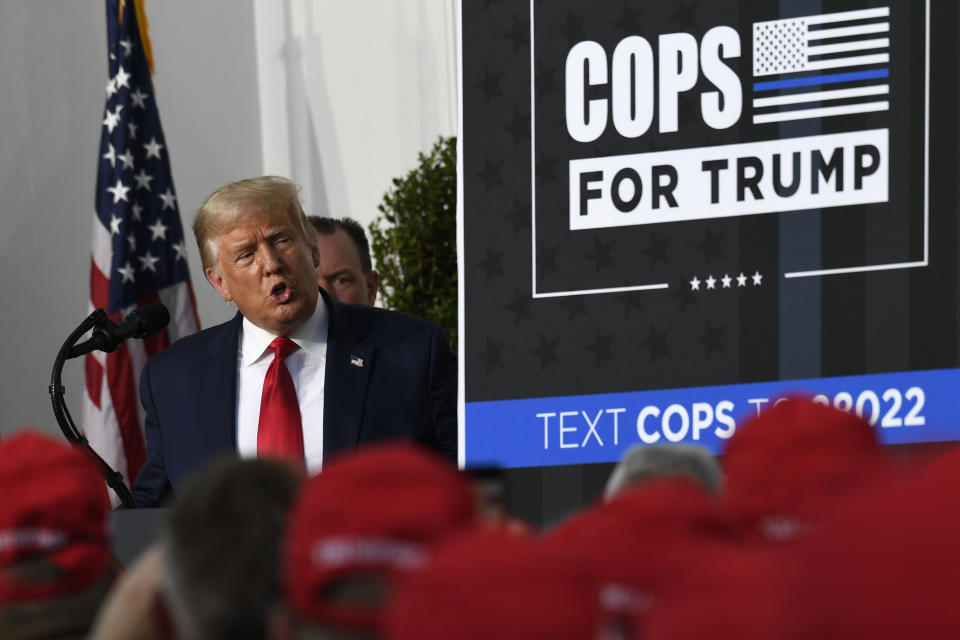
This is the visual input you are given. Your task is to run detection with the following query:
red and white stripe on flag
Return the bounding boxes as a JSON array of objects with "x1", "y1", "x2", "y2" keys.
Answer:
[{"x1": 85, "y1": 0, "x2": 201, "y2": 503}]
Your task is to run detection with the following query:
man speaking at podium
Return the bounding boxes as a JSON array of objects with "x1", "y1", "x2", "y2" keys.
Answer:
[{"x1": 132, "y1": 176, "x2": 457, "y2": 507}]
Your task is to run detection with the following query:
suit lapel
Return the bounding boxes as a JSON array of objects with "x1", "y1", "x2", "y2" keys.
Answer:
[
  {"x1": 199, "y1": 313, "x2": 242, "y2": 453},
  {"x1": 322, "y1": 290, "x2": 375, "y2": 457}
]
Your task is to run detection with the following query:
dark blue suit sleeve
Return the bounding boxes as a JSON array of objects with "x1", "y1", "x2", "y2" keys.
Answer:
[
  {"x1": 428, "y1": 324, "x2": 458, "y2": 461},
  {"x1": 132, "y1": 360, "x2": 172, "y2": 507}
]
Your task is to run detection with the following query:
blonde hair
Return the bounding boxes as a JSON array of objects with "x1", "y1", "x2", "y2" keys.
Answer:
[{"x1": 193, "y1": 176, "x2": 315, "y2": 269}]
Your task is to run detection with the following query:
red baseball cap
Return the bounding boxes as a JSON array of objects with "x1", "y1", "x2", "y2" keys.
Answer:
[
  {"x1": 782, "y1": 445, "x2": 960, "y2": 638},
  {"x1": 283, "y1": 443, "x2": 477, "y2": 631},
  {"x1": 721, "y1": 397, "x2": 888, "y2": 543},
  {"x1": 544, "y1": 480, "x2": 733, "y2": 633},
  {"x1": 0, "y1": 430, "x2": 111, "y2": 602},
  {"x1": 384, "y1": 529, "x2": 597, "y2": 640}
]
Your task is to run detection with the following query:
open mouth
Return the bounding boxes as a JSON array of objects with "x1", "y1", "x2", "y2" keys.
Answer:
[{"x1": 269, "y1": 283, "x2": 292, "y2": 303}]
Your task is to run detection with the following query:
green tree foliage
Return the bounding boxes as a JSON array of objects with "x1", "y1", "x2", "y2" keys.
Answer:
[{"x1": 369, "y1": 136, "x2": 457, "y2": 345}]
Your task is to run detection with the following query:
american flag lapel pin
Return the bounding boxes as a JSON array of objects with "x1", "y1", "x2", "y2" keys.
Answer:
[{"x1": 350, "y1": 354, "x2": 364, "y2": 368}]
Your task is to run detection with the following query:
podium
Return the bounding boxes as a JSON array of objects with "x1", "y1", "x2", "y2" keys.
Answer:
[{"x1": 110, "y1": 508, "x2": 168, "y2": 565}]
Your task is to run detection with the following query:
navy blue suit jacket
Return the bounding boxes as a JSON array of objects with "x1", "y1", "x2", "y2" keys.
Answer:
[{"x1": 132, "y1": 288, "x2": 457, "y2": 507}]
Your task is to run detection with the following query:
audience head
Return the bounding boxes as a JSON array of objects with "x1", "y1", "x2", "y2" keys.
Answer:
[
  {"x1": 195, "y1": 176, "x2": 321, "y2": 336},
  {"x1": 0, "y1": 430, "x2": 114, "y2": 639},
  {"x1": 604, "y1": 443, "x2": 722, "y2": 499},
  {"x1": 160, "y1": 456, "x2": 303, "y2": 640},
  {"x1": 308, "y1": 216, "x2": 379, "y2": 306},
  {"x1": 276, "y1": 443, "x2": 477, "y2": 639},
  {"x1": 384, "y1": 529, "x2": 597, "y2": 640},
  {"x1": 721, "y1": 397, "x2": 888, "y2": 544}
]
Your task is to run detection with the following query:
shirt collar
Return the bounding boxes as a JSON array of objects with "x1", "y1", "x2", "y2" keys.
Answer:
[{"x1": 240, "y1": 293, "x2": 329, "y2": 367}]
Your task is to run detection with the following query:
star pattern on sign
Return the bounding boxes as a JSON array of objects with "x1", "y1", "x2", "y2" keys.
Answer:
[
  {"x1": 532, "y1": 333, "x2": 560, "y2": 368},
  {"x1": 697, "y1": 320, "x2": 726, "y2": 359},
  {"x1": 696, "y1": 228, "x2": 724, "y2": 264},
  {"x1": 642, "y1": 325, "x2": 670, "y2": 363},
  {"x1": 477, "y1": 246, "x2": 505, "y2": 282},
  {"x1": 537, "y1": 243, "x2": 559, "y2": 276},
  {"x1": 641, "y1": 232, "x2": 670, "y2": 269},
  {"x1": 686, "y1": 271, "x2": 763, "y2": 292},
  {"x1": 477, "y1": 157, "x2": 503, "y2": 192},
  {"x1": 586, "y1": 329, "x2": 615, "y2": 366},
  {"x1": 614, "y1": 292, "x2": 644, "y2": 318},
  {"x1": 504, "y1": 288, "x2": 534, "y2": 323},
  {"x1": 476, "y1": 68, "x2": 503, "y2": 102},
  {"x1": 536, "y1": 149, "x2": 557, "y2": 187},
  {"x1": 586, "y1": 236, "x2": 616, "y2": 274},
  {"x1": 159, "y1": 187, "x2": 177, "y2": 211},
  {"x1": 613, "y1": 3, "x2": 644, "y2": 33},
  {"x1": 671, "y1": 275, "x2": 699, "y2": 312},
  {"x1": 502, "y1": 15, "x2": 528, "y2": 54},
  {"x1": 559, "y1": 10, "x2": 586, "y2": 43},
  {"x1": 504, "y1": 108, "x2": 529, "y2": 147},
  {"x1": 560, "y1": 295, "x2": 587, "y2": 320},
  {"x1": 478, "y1": 338, "x2": 506, "y2": 373},
  {"x1": 505, "y1": 198, "x2": 530, "y2": 235},
  {"x1": 535, "y1": 60, "x2": 559, "y2": 98},
  {"x1": 143, "y1": 137, "x2": 163, "y2": 159},
  {"x1": 671, "y1": 0, "x2": 699, "y2": 29}
]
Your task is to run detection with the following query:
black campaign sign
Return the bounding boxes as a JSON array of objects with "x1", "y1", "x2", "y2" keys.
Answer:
[{"x1": 460, "y1": 0, "x2": 959, "y2": 469}]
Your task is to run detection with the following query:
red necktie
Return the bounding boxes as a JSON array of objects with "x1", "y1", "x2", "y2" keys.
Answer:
[{"x1": 257, "y1": 337, "x2": 305, "y2": 466}]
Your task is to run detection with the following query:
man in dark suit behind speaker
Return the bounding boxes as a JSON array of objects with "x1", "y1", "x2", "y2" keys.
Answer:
[{"x1": 132, "y1": 176, "x2": 457, "y2": 507}]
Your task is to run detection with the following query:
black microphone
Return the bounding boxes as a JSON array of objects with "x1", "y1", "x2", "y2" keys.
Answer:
[{"x1": 70, "y1": 302, "x2": 171, "y2": 357}]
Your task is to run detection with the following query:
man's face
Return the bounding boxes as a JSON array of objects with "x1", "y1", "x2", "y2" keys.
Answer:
[
  {"x1": 205, "y1": 205, "x2": 320, "y2": 336},
  {"x1": 315, "y1": 228, "x2": 379, "y2": 306}
]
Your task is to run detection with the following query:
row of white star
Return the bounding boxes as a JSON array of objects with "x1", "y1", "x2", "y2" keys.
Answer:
[
  {"x1": 102, "y1": 140, "x2": 161, "y2": 174},
  {"x1": 116, "y1": 243, "x2": 189, "y2": 283},
  {"x1": 690, "y1": 272, "x2": 763, "y2": 290},
  {"x1": 105, "y1": 179, "x2": 175, "y2": 210}
]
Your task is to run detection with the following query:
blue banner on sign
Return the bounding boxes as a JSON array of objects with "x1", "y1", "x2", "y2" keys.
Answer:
[{"x1": 464, "y1": 369, "x2": 960, "y2": 468}]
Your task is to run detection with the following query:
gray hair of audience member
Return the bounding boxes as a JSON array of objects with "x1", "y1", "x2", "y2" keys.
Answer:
[
  {"x1": 307, "y1": 216, "x2": 374, "y2": 273},
  {"x1": 160, "y1": 456, "x2": 303, "y2": 640},
  {"x1": 604, "y1": 444, "x2": 722, "y2": 499}
]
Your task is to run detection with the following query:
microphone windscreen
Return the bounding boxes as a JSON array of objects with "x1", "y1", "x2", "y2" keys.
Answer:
[{"x1": 128, "y1": 302, "x2": 171, "y2": 338}]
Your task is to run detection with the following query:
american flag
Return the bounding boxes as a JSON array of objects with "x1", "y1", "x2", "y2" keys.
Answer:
[
  {"x1": 752, "y1": 6, "x2": 890, "y2": 124},
  {"x1": 83, "y1": 0, "x2": 199, "y2": 499}
]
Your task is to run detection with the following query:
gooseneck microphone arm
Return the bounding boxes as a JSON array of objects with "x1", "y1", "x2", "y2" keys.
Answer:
[{"x1": 50, "y1": 302, "x2": 170, "y2": 509}]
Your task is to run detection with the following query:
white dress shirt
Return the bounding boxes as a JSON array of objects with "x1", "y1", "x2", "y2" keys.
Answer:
[{"x1": 235, "y1": 301, "x2": 328, "y2": 473}]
